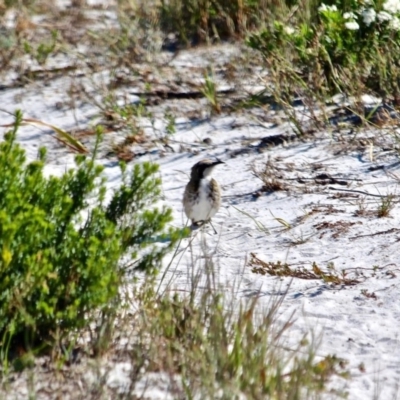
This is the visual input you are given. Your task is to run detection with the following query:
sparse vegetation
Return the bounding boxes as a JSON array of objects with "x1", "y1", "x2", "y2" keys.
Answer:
[
  {"x1": 251, "y1": 157, "x2": 287, "y2": 193},
  {"x1": 23, "y1": 30, "x2": 59, "y2": 66},
  {"x1": 376, "y1": 193, "x2": 395, "y2": 217},
  {"x1": 1, "y1": 0, "x2": 399, "y2": 398},
  {"x1": 126, "y1": 266, "x2": 349, "y2": 399},
  {"x1": 202, "y1": 67, "x2": 221, "y2": 115}
]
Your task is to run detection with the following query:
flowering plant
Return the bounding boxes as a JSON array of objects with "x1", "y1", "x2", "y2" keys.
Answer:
[
  {"x1": 248, "y1": 0, "x2": 400, "y2": 98},
  {"x1": 318, "y1": 0, "x2": 400, "y2": 58}
]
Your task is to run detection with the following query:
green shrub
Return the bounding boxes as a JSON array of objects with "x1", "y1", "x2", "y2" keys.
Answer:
[
  {"x1": 248, "y1": 0, "x2": 400, "y2": 99},
  {"x1": 0, "y1": 111, "x2": 175, "y2": 354}
]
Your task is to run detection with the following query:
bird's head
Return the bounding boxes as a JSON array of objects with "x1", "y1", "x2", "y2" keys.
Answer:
[{"x1": 190, "y1": 158, "x2": 224, "y2": 180}]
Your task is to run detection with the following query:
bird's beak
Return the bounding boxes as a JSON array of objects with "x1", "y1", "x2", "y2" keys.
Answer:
[{"x1": 214, "y1": 158, "x2": 224, "y2": 165}]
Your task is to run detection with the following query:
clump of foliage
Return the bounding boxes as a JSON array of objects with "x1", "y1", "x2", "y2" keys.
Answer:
[
  {"x1": 248, "y1": 0, "x2": 400, "y2": 100},
  {"x1": 23, "y1": 30, "x2": 59, "y2": 66},
  {"x1": 158, "y1": 0, "x2": 286, "y2": 44},
  {"x1": 0, "y1": 110, "x2": 175, "y2": 354}
]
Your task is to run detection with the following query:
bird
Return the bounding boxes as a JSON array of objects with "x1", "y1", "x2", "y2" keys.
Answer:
[{"x1": 183, "y1": 158, "x2": 224, "y2": 232}]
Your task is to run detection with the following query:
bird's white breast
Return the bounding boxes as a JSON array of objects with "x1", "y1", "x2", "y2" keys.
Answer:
[{"x1": 188, "y1": 177, "x2": 218, "y2": 222}]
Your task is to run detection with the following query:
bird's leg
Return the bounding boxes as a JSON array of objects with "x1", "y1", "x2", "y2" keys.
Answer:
[
  {"x1": 208, "y1": 220, "x2": 218, "y2": 235},
  {"x1": 200, "y1": 219, "x2": 217, "y2": 234}
]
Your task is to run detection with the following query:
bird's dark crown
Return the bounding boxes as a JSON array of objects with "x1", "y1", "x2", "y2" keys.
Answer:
[{"x1": 190, "y1": 158, "x2": 224, "y2": 181}]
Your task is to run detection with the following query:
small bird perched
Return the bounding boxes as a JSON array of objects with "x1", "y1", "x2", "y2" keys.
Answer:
[{"x1": 183, "y1": 158, "x2": 224, "y2": 231}]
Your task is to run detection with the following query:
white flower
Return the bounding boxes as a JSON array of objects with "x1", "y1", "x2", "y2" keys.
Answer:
[
  {"x1": 377, "y1": 11, "x2": 393, "y2": 21},
  {"x1": 284, "y1": 26, "x2": 295, "y2": 35},
  {"x1": 389, "y1": 16, "x2": 400, "y2": 29},
  {"x1": 318, "y1": 3, "x2": 327, "y2": 11},
  {"x1": 362, "y1": 8, "x2": 376, "y2": 25},
  {"x1": 383, "y1": 0, "x2": 400, "y2": 14},
  {"x1": 344, "y1": 21, "x2": 360, "y2": 31},
  {"x1": 344, "y1": 12, "x2": 357, "y2": 19},
  {"x1": 345, "y1": 21, "x2": 360, "y2": 30},
  {"x1": 318, "y1": 3, "x2": 338, "y2": 12}
]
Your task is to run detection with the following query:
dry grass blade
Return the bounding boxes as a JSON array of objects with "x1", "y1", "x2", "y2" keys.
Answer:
[
  {"x1": 231, "y1": 205, "x2": 269, "y2": 234},
  {"x1": 0, "y1": 118, "x2": 88, "y2": 154},
  {"x1": 270, "y1": 211, "x2": 291, "y2": 229},
  {"x1": 249, "y1": 253, "x2": 360, "y2": 285}
]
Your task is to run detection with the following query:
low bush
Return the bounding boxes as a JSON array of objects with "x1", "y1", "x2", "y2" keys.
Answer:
[{"x1": 0, "y1": 110, "x2": 175, "y2": 355}]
